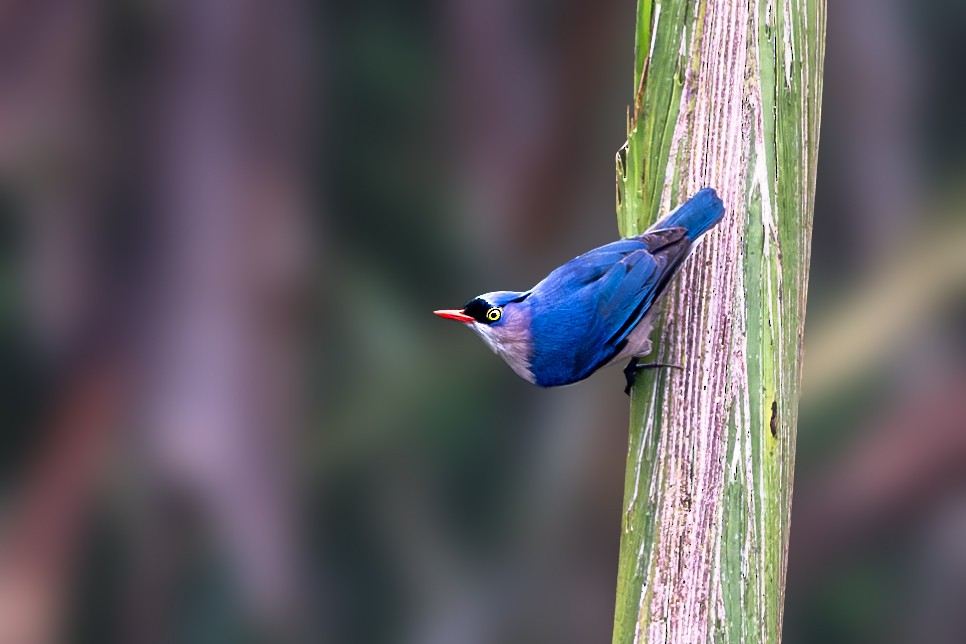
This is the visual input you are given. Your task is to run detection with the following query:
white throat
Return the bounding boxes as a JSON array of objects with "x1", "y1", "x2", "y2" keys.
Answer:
[{"x1": 471, "y1": 322, "x2": 535, "y2": 384}]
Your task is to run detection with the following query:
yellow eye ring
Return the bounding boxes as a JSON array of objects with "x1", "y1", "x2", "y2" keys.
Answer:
[{"x1": 486, "y1": 307, "x2": 502, "y2": 322}]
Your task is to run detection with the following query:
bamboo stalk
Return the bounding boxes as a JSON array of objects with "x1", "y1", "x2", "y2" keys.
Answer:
[{"x1": 612, "y1": 1, "x2": 826, "y2": 642}]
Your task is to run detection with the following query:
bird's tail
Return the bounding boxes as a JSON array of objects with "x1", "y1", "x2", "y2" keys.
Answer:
[{"x1": 651, "y1": 187, "x2": 724, "y2": 240}]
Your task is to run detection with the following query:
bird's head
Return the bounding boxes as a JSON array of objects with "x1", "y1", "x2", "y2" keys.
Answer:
[{"x1": 434, "y1": 290, "x2": 535, "y2": 382}]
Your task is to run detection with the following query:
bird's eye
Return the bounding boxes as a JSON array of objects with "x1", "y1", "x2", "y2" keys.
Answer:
[{"x1": 486, "y1": 307, "x2": 502, "y2": 322}]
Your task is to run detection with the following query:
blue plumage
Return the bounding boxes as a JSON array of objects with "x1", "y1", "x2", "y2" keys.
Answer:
[
  {"x1": 434, "y1": 188, "x2": 725, "y2": 389},
  {"x1": 656, "y1": 186, "x2": 725, "y2": 239}
]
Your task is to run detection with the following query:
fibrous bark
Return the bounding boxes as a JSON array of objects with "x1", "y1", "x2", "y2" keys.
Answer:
[{"x1": 612, "y1": 1, "x2": 826, "y2": 642}]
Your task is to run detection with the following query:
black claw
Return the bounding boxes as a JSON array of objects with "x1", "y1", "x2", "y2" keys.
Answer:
[
  {"x1": 623, "y1": 358, "x2": 640, "y2": 395},
  {"x1": 623, "y1": 358, "x2": 683, "y2": 395}
]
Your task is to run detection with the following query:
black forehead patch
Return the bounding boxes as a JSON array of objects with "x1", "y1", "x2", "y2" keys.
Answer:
[{"x1": 462, "y1": 297, "x2": 493, "y2": 324}]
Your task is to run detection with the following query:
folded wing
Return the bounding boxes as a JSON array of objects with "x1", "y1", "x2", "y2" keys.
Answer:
[{"x1": 528, "y1": 228, "x2": 692, "y2": 385}]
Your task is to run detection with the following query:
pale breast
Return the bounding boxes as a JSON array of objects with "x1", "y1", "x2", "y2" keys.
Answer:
[{"x1": 472, "y1": 317, "x2": 536, "y2": 384}]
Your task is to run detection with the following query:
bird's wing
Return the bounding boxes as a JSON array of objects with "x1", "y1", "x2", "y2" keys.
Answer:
[
  {"x1": 548, "y1": 238, "x2": 651, "y2": 284},
  {"x1": 577, "y1": 228, "x2": 692, "y2": 373},
  {"x1": 528, "y1": 228, "x2": 692, "y2": 385}
]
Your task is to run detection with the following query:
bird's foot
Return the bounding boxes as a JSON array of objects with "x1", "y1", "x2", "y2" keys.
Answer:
[{"x1": 623, "y1": 358, "x2": 683, "y2": 395}]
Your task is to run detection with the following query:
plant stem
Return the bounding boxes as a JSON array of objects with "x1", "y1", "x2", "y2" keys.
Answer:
[{"x1": 612, "y1": 1, "x2": 826, "y2": 642}]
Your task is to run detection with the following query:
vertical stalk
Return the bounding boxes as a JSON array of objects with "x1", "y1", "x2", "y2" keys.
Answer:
[{"x1": 613, "y1": 1, "x2": 826, "y2": 642}]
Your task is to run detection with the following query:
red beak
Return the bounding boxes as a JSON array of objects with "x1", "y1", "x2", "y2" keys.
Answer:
[{"x1": 434, "y1": 309, "x2": 474, "y2": 323}]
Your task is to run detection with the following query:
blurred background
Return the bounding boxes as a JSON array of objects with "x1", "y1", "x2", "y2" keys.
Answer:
[{"x1": 0, "y1": 0, "x2": 963, "y2": 642}]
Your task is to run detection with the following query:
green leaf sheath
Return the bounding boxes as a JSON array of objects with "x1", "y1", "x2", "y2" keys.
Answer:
[{"x1": 612, "y1": 1, "x2": 826, "y2": 643}]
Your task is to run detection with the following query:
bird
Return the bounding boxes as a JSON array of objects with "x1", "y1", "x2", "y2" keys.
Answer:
[{"x1": 434, "y1": 187, "x2": 725, "y2": 393}]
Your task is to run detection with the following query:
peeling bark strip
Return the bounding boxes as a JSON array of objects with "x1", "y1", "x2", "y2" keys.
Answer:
[{"x1": 613, "y1": 1, "x2": 825, "y2": 643}]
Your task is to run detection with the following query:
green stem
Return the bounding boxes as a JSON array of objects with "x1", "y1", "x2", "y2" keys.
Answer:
[{"x1": 612, "y1": 1, "x2": 826, "y2": 642}]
